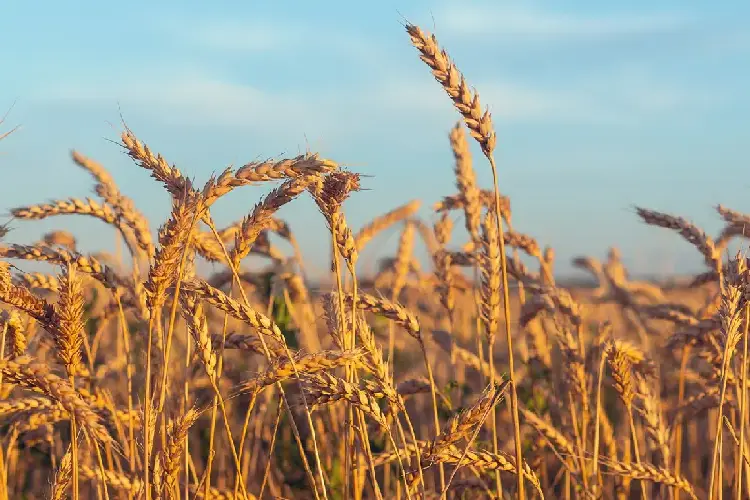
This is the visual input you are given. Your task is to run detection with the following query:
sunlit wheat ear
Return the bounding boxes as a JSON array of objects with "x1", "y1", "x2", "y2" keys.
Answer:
[
  {"x1": 406, "y1": 23, "x2": 496, "y2": 157},
  {"x1": 435, "y1": 189, "x2": 512, "y2": 225},
  {"x1": 480, "y1": 211, "x2": 501, "y2": 344},
  {"x1": 43, "y1": 230, "x2": 78, "y2": 251},
  {"x1": 121, "y1": 129, "x2": 194, "y2": 199},
  {"x1": 343, "y1": 292, "x2": 421, "y2": 340},
  {"x1": 0, "y1": 263, "x2": 55, "y2": 324},
  {"x1": 159, "y1": 407, "x2": 200, "y2": 496},
  {"x1": 391, "y1": 221, "x2": 415, "y2": 299},
  {"x1": 449, "y1": 122, "x2": 481, "y2": 241},
  {"x1": 301, "y1": 372, "x2": 389, "y2": 427},
  {"x1": 203, "y1": 153, "x2": 338, "y2": 205},
  {"x1": 144, "y1": 189, "x2": 202, "y2": 309},
  {"x1": 50, "y1": 442, "x2": 74, "y2": 500},
  {"x1": 718, "y1": 253, "x2": 747, "y2": 358},
  {"x1": 635, "y1": 206, "x2": 721, "y2": 275},
  {"x1": 53, "y1": 263, "x2": 85, "y2": 377},
  {"x1": 427, "y1": 447, "x2": 543, "y2": 496},
  {"x1": 430, "y1": 382, "x2": 507, "y2": 455},
  {"x1": 309, "y1": 171, "x2": 361, "y2": 267},
  {"x1": 236, "y1": 349, "x2": 365, "y2": 396},
  {"x1": 0, "y1": 244, "x2": 124, "y2": 290},
  {"x1": 635, "y1": 375, "x2": 671, "y2": 466},
  {"x1": 0, "y1": 357, "x2": 111, "y2": 443},
  {"x1": 182, "y1": 278, "x2": 286, "y2": 350},
  {"x1": 12, "y1": 198, "x2": 147, "y2": 259},
  {"x1": 353, "y1": 199, "x2": 421, "y2": 252},
  {"x1": 0, "y1": 309, "x2": 27, "y2": 358},
  {"x1": 231, "y1": 176, "x2": 313, "y2": 264},
  {"x1": 179, "y1": 292, "x2": 218, "y2": 381},
  {"x1": 600, "y1": 459, "x2": 698, "y2": 500}
]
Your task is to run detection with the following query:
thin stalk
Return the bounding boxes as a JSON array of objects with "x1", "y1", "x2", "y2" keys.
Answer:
[
  {"x1": 710, "y1": 350, "x2": 735, "y2": 499},
  {"x1": 487, "y1": 338, "x2": 503, "y2": 497},
  {"x1": 488, "y1": 154, "x2": 525, "y2": 499},
  {"x1": 591, "y1": 348, "x2": 608, "y2": 494},
  {"x1": 236, "y1": 292, "x2": 274, "y2": 498},
  {"x1": 205, "y1": 277, "x2": 233, "y2": 500},
  {"x1": 259, "y1": 398, "x2": 284, "y2": 499},
  {"x1": 115, "y1": 296, "x2": 137, "y2": 478},
  {"x1": 441, "y1": 383, "x2": 504, "y2": 498},
  {"x1": 418, "y1": 339, "x2": 445, "y2": 492},
  {"x1": 69, "y1": 374, "x2": 79, "y2": 500},
  {"x1": 207, "y1": 221, "x2": 327, "y2": 500},
  {"x1": 627, "y1": 410, "x2": 648, "y2": 500},
  {"x1": 331, "y1": 239, "x2": 353, "y2": 500},
  {"x1": 183, "y1": 308, "x2": 192, "y2": 500},
  {"x1": 143, "y1": 310, "x2": 159, "y2": 500},
  {"x1": 674, "y1": 344, "x2": 692, "y2": 500},
  {"x1": 737, "y1": 305, "x2": 749, "y2": 500},
  {"x1": 205, "y1": 377, "x2": 250, "y2": 499}
]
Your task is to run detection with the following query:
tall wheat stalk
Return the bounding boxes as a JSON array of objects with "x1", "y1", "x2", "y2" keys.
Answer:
[{"x1": 407, "y1": 23, "x2": 525, "y2": 498}]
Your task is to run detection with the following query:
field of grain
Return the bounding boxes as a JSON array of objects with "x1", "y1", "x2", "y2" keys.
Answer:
[{"x1": 0, "y1": 21, "x2": 746, "y2": 500}]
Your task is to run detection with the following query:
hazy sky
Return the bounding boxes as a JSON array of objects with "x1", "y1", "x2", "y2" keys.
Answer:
[{"x1": 2, "y1": 1, "x2": 749, "y2": 280}]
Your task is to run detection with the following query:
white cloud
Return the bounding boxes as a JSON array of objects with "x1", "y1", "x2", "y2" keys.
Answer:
[
  {"x1": 33, "y1": 71, "x2": 337, "y2": 137},
  {"x1": 32, "y1": 70, "x2": 609, "y2": 132},
  {"x1": 433, "y1": 3, "x2": 689, "y2": 41},
  {"x1": 29, "y1": 55, "x2": 715, "y2": 145}
]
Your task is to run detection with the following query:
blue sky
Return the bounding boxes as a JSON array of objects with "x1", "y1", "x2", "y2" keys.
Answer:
[{"x1": 1, "y1": 1, "x2": 749, "y2": 280}]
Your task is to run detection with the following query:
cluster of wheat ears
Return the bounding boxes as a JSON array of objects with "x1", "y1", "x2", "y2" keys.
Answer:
[{"x1": 0, "y1": 21, "x2": 747, "y2": 500}]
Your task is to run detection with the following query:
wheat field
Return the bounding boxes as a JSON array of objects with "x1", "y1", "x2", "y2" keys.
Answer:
[{"x1": 0, "y1": 21, "x2": 745, "y2": 500}]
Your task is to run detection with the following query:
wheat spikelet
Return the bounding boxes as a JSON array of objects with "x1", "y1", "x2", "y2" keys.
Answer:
[
  {"x1": 183, "y1": 278, "x2": 286, "y2": 350},
  {"x1": 50, "y1": 443, "x2": 74, "y2": 500},
  {"x1": 52, "y1": 263, "x2": 86, "y2": 377},
  {"x1": 480, "y1": 211, "x2": 501, "y2": 343},
  {"x1": 161, "y1": 407, "x2": 200, "y2": 497},
  {"x1": 15, "y1": 272, "x2": 61, "y2": 293},
  {"x1": 636, "y1": 207, "x2": 720, "y2": 273},
  {"x1": 180, "y1": 292, "x2": 218, "y2": 381},
  {"x1": 342, "y1": 292, "x2": 420, "y2": 340},
  {"x1": 353, "y1": 199, "x2": 421, "y2": 252},
  {"x1": 521, "y1": 408, "x2": 578, "y2": 469},
  {"x1": 211, "y1": 331, "x2": 268, "y2": 355},
  {"x1": 203, "y1": 153, "x2": 338, "y2": 205},
  {"x1": 310, "y1": 171, "x2": 361, "y2": 266},
  {"x1": 430, "y1": 382, "x2": 507, "y2": 455},
  {"x1": 601, "y1": 459, "x2": 697, "y2": 499},
  {"x1": 13, "y1": 197, "x2": 148, "y2": 259},
  {"x1": 231, "y1": 177, "x2": 313, "y2": 264},
  {"x1": 391, "y1": 221, "x2": 415, "y2": 299},
  {"x1": 449, "y1": 122, "x2": 482, "y2": 242},
  {"x1": 406, "y1": 23, "x2": 496, "y2": 157},
  {"x1": 428, "y1": 447, "x2": 543, "y2": 497},
  {"x1": 606, "y1": 341, "x2": 637, "y2": 409},
  {"x1": 237, "y1": 349, "x2": 364, "y2": 395},
  {"x1": 0, "y1": 357, "x2": 110, "y2": 443},
  {"x1": 0, "y1": 309, "x2": 26, "y2": 357},
  {"x1": 302, "y1": 372, "x2": 389, "y2": 427},
  {"x1": 635, "y1": 375, "x2": 671, "y2": 466},
  {"x1": 145, "y1": 191, "x2": 202, "y2": 308},
  {"x1": 79, "y1": 464, "x2": 142, "y2": 494},
  {"x1": 0, "y1": 243, "x2": 123, "y2": 290},
  {"x1": 121, "y1": 130, "x2": 193, "y2": 199},
  {"x1": 72, "y1": 149, "x2": 155, "y2": 257}
]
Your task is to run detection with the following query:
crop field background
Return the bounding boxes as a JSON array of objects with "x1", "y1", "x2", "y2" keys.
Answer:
[{"x1": 1, "y1": 2, "x2": 749, "y2": 499}]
